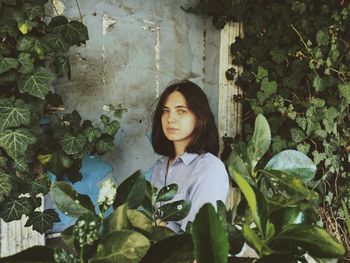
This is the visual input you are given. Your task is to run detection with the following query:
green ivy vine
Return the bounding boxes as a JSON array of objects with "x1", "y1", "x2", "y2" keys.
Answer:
[
  {"x1": 0, "y1": 0, "x2": 122, "y2": 234},
  {"x1": 191, "y1": 0, "x2": 350, "y2": 260}
]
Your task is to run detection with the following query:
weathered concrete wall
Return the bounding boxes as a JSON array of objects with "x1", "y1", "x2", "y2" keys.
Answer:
[{"x1": 54, "y1": 0, "x2": 220, "y2": 183}]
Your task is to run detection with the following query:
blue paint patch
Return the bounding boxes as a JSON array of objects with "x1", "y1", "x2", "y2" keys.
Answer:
[{"x1": 46, "y1": 155, "x2": 112, "y2": 233}]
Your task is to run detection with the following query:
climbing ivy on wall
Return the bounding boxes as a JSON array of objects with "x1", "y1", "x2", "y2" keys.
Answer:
[
  {"x1": 191, "y1": 0, "x2": 350, "y2": 260},
  {"x1": 0, "y1": 0, "x2": 122, "y2": 234}
]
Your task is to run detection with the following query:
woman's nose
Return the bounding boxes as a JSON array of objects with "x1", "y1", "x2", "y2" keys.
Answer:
[{"x1": 167, "y1": 111, "x2": 176, "y2": 123}]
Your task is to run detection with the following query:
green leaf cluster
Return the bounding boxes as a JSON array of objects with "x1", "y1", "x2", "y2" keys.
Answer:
[{"x1": 0, "y1": 1, "x2": 120, "y2": 233}]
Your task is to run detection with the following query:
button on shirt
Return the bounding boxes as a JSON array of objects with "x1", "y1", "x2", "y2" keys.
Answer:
[{"x1": 147, "y1": 152, "x2": 229, "y2": 233}]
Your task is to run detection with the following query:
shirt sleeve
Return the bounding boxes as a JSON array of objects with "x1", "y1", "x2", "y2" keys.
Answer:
[{"x1": 180, "y1": 159, "x2": 229, "y2": 231}]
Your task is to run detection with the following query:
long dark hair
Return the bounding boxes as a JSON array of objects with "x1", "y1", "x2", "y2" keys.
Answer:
[{"x1": 151, "y1": 80, "x2": 219, "y2": 158}]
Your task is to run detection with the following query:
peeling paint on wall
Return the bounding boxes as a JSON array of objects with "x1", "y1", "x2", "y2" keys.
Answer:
[
  {"x1": 142, "y1": 20, "x2": 160, "y2": 98},
  {"x1": 52, "y1": 0, "x2": 65, "y2": 15},
  {"x1": 102, "y1": 14, "x2": 117, "y2": 36}
]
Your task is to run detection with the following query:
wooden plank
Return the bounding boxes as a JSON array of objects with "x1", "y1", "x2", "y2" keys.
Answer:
[
  {"x1": 218, "y1": 22, "x2": 243, "y2": 147},
  {"x1": 0, "y1": 195, "x2": 45, "y2": 257}
]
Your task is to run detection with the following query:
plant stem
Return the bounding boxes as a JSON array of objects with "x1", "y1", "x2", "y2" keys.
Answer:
[{"x1": 341, "y1": 200, "x2": 350, "y2": 236}]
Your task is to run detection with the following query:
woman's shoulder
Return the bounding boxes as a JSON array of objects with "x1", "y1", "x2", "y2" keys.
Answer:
[{"x1": 195, "y1": 152, "x2": 226, "y2": 170}]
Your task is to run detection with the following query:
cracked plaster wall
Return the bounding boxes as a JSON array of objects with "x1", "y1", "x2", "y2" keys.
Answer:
[{"x1": 53, "y1": 0, "x2": 220, "y2": 182}]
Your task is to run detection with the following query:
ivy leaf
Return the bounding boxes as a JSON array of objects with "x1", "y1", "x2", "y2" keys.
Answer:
[
  {"x1": 105, "y1": 120, "x2": 120, "y2": 136},
  {"x1": 49, "y1": 16, "x2": 89, "y2": 45},
  {"x1": 25, "y1": 209, "x2": 60, "y2": 234},
  {"x1": 17, "y1": 35, "x2": 51, "y2": 58},
  {"x1": 338, "y1": 83, "x2": 350, "y2": 104},
  {"x1": 0, "y1": 128, "x2": 36, "y2": 160},
  {"x1": 95, "y1": 137, "x2": 114, "y2": 154},
  {"x1": 23, "y1": 3, "x2": 44, "y2": 20},
  {"x1": 297, "y1": 143, "x2": 310, "y2": 155},
  {"x1": 270, "y1": 48, "x2": 285, "y2": 64},
  {"x1": 0, "y1": 56, "x2": 18, "y2": 74},
  {"x1": 18, "y1": 67, "x2": 52, "y2": 99},
  {"x1": 316, "y1": 30, "x2": 329, "y2": 46},
  {"x1": 18, "y1": 52, "x2": 34, "y2": 73},
  {"x1": 257, "y1": 66, "x2": 268, "y2": 80},
  {"x1": 84, "y1": 127, "x2": 102, "y2": 143},
  {"x1": 0, "y1": 98, "x2": 31, "y2": 132},
  {"x1": 0, "y1": 197, "x2": 33, "y2": 222},
  {"x1": 27, "y1": 176, "x2": 51, "y2": 196},
  {"x1": 11, "y1": 157, "x2": 30, "y2": 173},
  {"x1": 0, "y1": 170, "x2": 12, "y2": 203},
  {"x1": 59, "y1": 133, "x2": 87, "y2": 155},
  {"x1": 290, "y1": 128, "x2": 306, "y2": 143},
  {"x1": 45, "y1": 33, "x2": 70, "y2": 52},
  {"x1": 54, "y1": 55, "x2": 71, "y2": 79}
]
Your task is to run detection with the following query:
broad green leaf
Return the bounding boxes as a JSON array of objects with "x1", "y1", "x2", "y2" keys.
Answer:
[
  {"x1": 105, "y1": 120, "x2": 120, "y2": 136},
  {"x1": 18, "y1": 67, "x2": 52, "y2": 99},
  {"x1": 95, "y1": 137, "x2": 114, "y2": 154},
  {"x1": 247, "y1": 114, "x2": 271, "y2": 169},
  {"x1": 0, "y1": 128, "x2": 36, "y2": 160},
  {"x1": 0, "y1": 98, "x2": 31, "y2": 132},
  {"x1": 89, "y1": 230, "x2": 150, "y2": 263},
  {"x1": 0, "y1": 197, "x2": 33, "y2": 222},
  {"x1": 156, "y1": 183, "x2": 178, "y2": 202},
  {"x1": 50, "y1": 181, "x2": 95, "y2": 218},
  {"x1": 18, "y1": 52, "x2": 34, "y2": 73},
  {"x1": 127, "y1": 209, "x2": 153, "y2": 233},
  {"x1": 230, "y1": 167, "x2": 268, "y2": 237},
  {"x1": 226, "y1": 224, "x2": 245, "y2": 255},
  {"x1": 243, "y1": 224, "x2": 272, "y2": 257},
  {"x1": 261, "y1": 170, "x2": 318, "y2": 204},
  {"x1": 270, "y1": 207, "x2": 305, "y2": 233},
  {"x1": 113, "y1": 170, "x2": 146, "y2": 209},
  {"x1": 100, "y1": 114, "x2": 110, "y2": 124},
  {"x1": 273, "y1": 224, "x2": 345, "y2": 258},
  {"x1": 149, "y1": 226, "x2": 176, "y2": 243},
  {"x1": 338, "y1": 83, "x2": 350, "y2": 104},
  {"x1": 227, "y1": 148, "x2": 253, "y2": 185},
  {"x1": 0, "y1": 56, "x2": 18, "y2": 74},
  {"x1": 61, "y1": 225, "x2": 74, "y2": 248},
  {"x1": 270, "y1": 48, "x2": 285, "y2": 64},
  {"x1": 54, "y1": 55, "x2": 71, "y2": 79},
  {"x1": 59, "y1": 133, "x2": 87, "y2": 155},
  {"x1": 23, "y1": 3, "x2": 44, "y2": 20},
  {"x1": 157, "y1": 200, "x2": 191, "y2": 222},
  {"x1": 25, "y1": 209, "x2": 60, "y2": 234},
  {"x1": 102, "y1": 204, "x2": 130, "y2": 236},
  {"x1": 264, "y1": 150, "x2": 316, "y2": 183},
  {"x1": 140, "y1": 234, "x2": 194, "y2": 263},
  {"x1": 0, "y1": 42, "x2": 12, "y2": 56},
  {"x1": 0, "y1": 170, "x2": 12, "y2": 203},
  {"x1": 0, "y1": 71, "x2": 17, "y2": 84},
  {"x1": 0, "y1": 246, "x2": 54, "y2": 262},
  {"x1": 191, "y1": 203, "x2": 229, "y2": 263},
  {"x1": 49, "y1": 16, "x2": 88, "y2": 45},
  {"x1": 84, "y1": 127, "x2": 102, "y2": 143}
]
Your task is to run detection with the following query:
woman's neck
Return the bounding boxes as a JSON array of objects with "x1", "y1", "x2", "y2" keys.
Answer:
[{"x1": 173, "y1": 141, "x2": 187, "y2": 159}]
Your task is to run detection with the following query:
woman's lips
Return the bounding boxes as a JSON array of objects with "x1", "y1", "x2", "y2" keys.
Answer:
[{"x1": 166, "y1": 127, "x2": 178, "y2": 133}]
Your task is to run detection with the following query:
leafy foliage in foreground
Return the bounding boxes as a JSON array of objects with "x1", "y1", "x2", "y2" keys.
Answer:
[
  {"x1": 2, "y1": 115, "x2": 345, "y2": 263},
  {"x1": 0, "y1": 1, "x2": 122, "y2": 233},
  {"x1": 191, "y1": 0, "x2": 350, "y2": 259}
]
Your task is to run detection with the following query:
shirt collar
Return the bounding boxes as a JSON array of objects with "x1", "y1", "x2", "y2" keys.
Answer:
[{"x1": 158, "y1": 152, "x2": 199, "y2": 166}]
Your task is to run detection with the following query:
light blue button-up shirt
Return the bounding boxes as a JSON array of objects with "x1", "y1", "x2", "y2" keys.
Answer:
[{"x1": 147, "y1": 152, "x2": 229, "y2": 233}]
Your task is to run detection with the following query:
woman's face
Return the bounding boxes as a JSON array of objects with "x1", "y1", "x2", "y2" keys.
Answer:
[{"x1": 161, "y1": 91, "x2": 196, "y2": 147}]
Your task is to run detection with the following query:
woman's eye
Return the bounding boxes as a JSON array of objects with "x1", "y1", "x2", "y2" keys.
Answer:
[
  {"x1": 162, "y1": 109, "x2": 169, "y2": 113},
  {"x1": 178, "y1": 109, "x2": 186, "y2": 114}
]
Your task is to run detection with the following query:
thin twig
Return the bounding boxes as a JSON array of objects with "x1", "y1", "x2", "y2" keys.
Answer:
[{"x1": 75, "y1": 0, "x2": 83, "y2": 22}]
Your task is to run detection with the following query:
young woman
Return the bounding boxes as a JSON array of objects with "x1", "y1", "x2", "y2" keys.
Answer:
[{"x1": 148, "y1": 80, "x2": 229, "y2": 233}]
